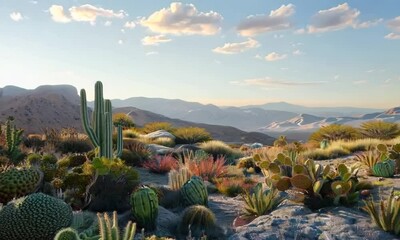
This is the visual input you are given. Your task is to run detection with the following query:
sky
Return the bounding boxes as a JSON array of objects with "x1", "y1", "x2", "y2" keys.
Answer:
[{"x1": 0, "y1": 1, "x2": 399, "y2": 109}]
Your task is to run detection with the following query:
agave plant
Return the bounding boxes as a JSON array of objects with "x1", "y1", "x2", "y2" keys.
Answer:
[
  {"x1": 241, "y1": 183, "x2": 283, "y2": 220},
  {"x1": 363, "y1": 190, "x2": 400, "y2": 235},
  {"x1": 354, "y1": 150, "x2": 382, "y2": 174}
]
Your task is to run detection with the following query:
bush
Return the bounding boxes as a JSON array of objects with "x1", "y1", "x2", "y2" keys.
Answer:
[
  {"x1": 112, "y1": 112, "x2": 134, "y2": 129},
  {"x1": 199, "y1": 140, "x2": 243, "y2": 162},
  {"x1": 122, "y1": 129, "x2": 140, "y2": 138},
  {"x1": 143, "y1": 154, "x2": 179, "y2": 174},
  {"x1": 186, "y1": 156, "x2": 227, "y2": 182},
  {"x1": 23, "y1": 135, "x2": 45, "y2": 152},
  {"x1": 302, "y1": 146, "x2": 350, "y2": 160},
  {"x1": 123, "y1": 139, "x2": 151, "y2": 166},
  {"x1": 309, "y1": 124, "x2": 360, "y2": 142},
  {"x1": 173, "y1": 127, "x2": 211, "y2": 144},
  {"x1": 151, "y1": 137, "x2": 175, "y2": 148},
  {"x1": 215, "y1": 177, "x2": 256, "y2": 197},
  {"x1": 360, "y1": 121, "x2": 400, "y2": 140},
  {"x1": 141, "y1": 122, "x2": 175, "y2": 134},
  {"x1": 56, "y1": 138, "x2": 92, "y2": 154}
]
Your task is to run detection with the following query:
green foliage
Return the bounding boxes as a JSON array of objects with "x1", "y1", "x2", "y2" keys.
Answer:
[
  {"x1": 141, "y1": 122, "x2": 175, "y2": 134},
  {"x1": 130, "y1": 186, "x2": 159, "y2": 231},
  {"x1": 1, "y1": 117, "x2": 24, "y2": 164},
  {"x1": 168, "y1": 167, "x2": 192, "y2": 191},
  {"x1": 54, "y1": 228, "x2": 80, "y2": 240},
  {"x1": 354, "y1": 150, "x2": 382, "y2": 175},
  {"x1": 0, "y1": 193, "x2": 72, "y2": 240},
  {"x1": 97, "y1": 211, "x2": 136, "y2": 240},
  {"x1": 80, "y1": 81, "x2": 123, "y2": 159},
  {"x1": 372, "y1": 160, "x2": 396, "y2": 178},
  {"x1": 56, "y1": 138, "x2": 93, "y2": 154},
  {"x1": 302, "y1": 146, "x2": 350, "y2": 160},
  {"x1": 122, "y1": 129, "x2": 140, "y2": 138},
  {"x1": 178, "y1": 205, "x2": 217, "y2": 238},
  {"x1": 59, "y1": 154, "x2": 88, "y2": 168},
  {"x1": 112, "y1": 112, "x2": 135, "y2": 129},
  {"x1": 173, "y1": 127, "x2": 212, "y2": 144},
  {"x1": 199, "y1": 140, "x2": 242, "y2": 162},
  {"x1": 123, "y1": 139, "x2": 151, "y2": 167},
  {"x1": 241, "y1": 183, "x2": 283, "y2": 219},
  {"x1": 180, "y1": 176, "x2": 208, "y2": 206},
  {"x1": 26, "y1": 152, "x2": 42, "y2": 166},
  {"x1": 151, "y1": 137, "x2": 175, "y2": 148},
  {"x1": 360, "y1": 121, "x2": 400, "y2": 140},
  {"x1": 363, "y1": 190, "x2": 400, "y2": 235},
  {"x1": 0, "y1": 167, "x2": 43, "y2": 204},
  {"x1": 309, "y1": 124, "x2": 359, "y2": 142}
]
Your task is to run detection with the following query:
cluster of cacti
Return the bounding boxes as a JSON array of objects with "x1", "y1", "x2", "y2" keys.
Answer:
[
  {"x1": 130, "y1": 186, "x2": 159, "y2": 231},
  {"x1": 387, "y1": 143, "x2": 400, "y2": 173},
  {"x1": 80, "y1": 81, "x2": 123, "y2": 159},
  {"x1": 168, "y1": 167, "x2": 192, "y2": 191},
  {"x1": 241, "y1": 183, "x2": 283, "y2": 219},
  {"x1": 260, "y1": 155, "x2": 372, "y2": 209},
  {"x1": 0, "y1": 193, "x2": 72, "y2": 240},
  {"x1": 0, "y1": 167, "x2": 43, "y2": 203},
  {"x1": 180, "y1": 176, "x2": 208, "y2": 206},
  {"x1": 178, "y1": 205, "x2": 217, "y2": 238},
  {"x1": 0, "y1": 117, "x2": 24, "y2": 164},
  {"x1": 363, "y1": 189, "x2": 400, "y2": 235},
  {"x1": 375, "y1": 143, "x2": 399, "y2": 176}
]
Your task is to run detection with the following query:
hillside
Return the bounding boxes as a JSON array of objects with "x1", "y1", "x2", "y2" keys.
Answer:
[{"x1": 0, "y1": 85, "x2": 275, "y2": 144}]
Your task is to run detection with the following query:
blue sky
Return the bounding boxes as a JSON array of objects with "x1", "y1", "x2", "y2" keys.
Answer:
[{"x1": 0, "y1": 1, "x2": 399, "y2": 108}]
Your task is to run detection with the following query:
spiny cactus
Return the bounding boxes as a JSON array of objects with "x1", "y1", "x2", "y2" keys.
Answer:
[
  {"x1": 1, "y1": 117, "x2": 24, "y2": 164},
  {"x1": 168, "y1": 167, "x2": 192, "y2": 191},
  {"x1": 80, "y1": 81, "x2": 123, "y2": 159},
  {"x1": 180, "y1": 176, "x2": 208, "y2": 206},
  {"x1": 0, "y1": 167, "x2": 43, "y2": 203},
  {"x1": 130, "y1": 186, "x2": 159, "y2": 231},
  {"x1": 178, "y1": 205, "x2": 217, "y2": 238},
  {"x1": 97, "y1": 211, "x2": 136, "y2": 240},
  {"x1": 54, "y1": 228, "x2": 80, "y2": 240}
]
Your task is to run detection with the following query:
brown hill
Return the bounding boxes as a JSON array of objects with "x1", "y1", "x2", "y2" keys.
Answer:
[{"x1": 0, "y1": 85, "x2": 275, "y2": 144}]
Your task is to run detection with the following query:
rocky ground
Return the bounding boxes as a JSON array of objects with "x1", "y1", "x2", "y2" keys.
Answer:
[{"x1": 137, "y1": 155, "x2": 400, "y2": 240}]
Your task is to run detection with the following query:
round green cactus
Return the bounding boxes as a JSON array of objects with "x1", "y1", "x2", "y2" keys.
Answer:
[
  {"x1": 180, "y1": 176, "x2": 208, "y2": 206},
  {"x1": 178, "y1": 205, "x2": 217, "y2": 238},
  {"x1": 0, "y1": 167, "x2": 42, "y2": 203},
  {"x1": 130, "y1": 186, "x2": 159, "y2": 231},
  {"x1": 0, "y1": 192, "x2": 73, "y2": 240},
  {"x1": 54, "y1": 228, "x2": 81, "y2": 240}
]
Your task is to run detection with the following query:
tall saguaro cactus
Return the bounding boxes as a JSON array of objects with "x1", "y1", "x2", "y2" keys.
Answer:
[{"x1": 80, "y1": 81, "x2": 123, "y2": 159}]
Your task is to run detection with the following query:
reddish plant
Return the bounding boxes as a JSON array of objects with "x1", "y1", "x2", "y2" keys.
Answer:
[
  {"x1": 143, "y1": 154, "x2": 179, "y2": 174},
  {"x1": 186, "y1": 156, "x2": 227, "y2": 182},
  {"x1": 215, "y1": 177, "x2": 257, "y2": 197}
]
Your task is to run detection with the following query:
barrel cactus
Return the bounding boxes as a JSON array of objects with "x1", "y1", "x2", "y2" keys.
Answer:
[
  {"x1": 130, "y1": 186, "x2": 159, "y2": 231},
  {"x1": 178, "y1": 205, "x2": 217, "y2": 238},
  {"x1": 180, "y1": 176, "x2": 208, "y2": 206},
  {"x1": 54, "y1": 228, "x2": 80, "y2": 240},
  {"x1": 0, "y1": 192, "x2": 73, "y2": 240},
  {"x1": 0, "y1": 167, "x2": 42, "y2": 203},
  {"x1": 372, "y1": 160, "x2": 396, "y2": 178}
]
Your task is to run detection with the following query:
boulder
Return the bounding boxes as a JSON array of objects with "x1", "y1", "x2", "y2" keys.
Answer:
[
  {"x1": 145, "y1": 130, "x2": 175, "y2": 140},
  {"x1": 147, "y1": 144, "x2": 174, "y2": 155}
]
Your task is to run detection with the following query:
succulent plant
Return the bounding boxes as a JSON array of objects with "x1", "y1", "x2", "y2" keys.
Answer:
[
  {"x1": 178, "y1": 205, "x2": 217, "y2": 238},
  {"x1": 1, "y1": 116, "x2": 24, "y2": 164},
  {"x1": 180, "y1": 176, "x2": 208, "y2": 206},
  {"x1": 372, "y1": 159, "x2": 396, "y2": 178},
  {"x1": 168, "y1": 167, "x2": 192, "y2": 191},
  {"x1": 130, "y1": 186, "x2": 159, "y2": 231},
  {"x1": 54, "y1": 228, "x2": 81, "y2": 240},
  {"x1": 0, "y1": 167, "x2": 43, "y2": 203},
  {"x1": 0, "y1": 193, "x2": 73, "y2": 240},
  {"x1": 97, "y1": 211, "x2": 136, "y2": 240},
  {"x1": 80, "y1": 81, "x2": 123, "y2": 159}
]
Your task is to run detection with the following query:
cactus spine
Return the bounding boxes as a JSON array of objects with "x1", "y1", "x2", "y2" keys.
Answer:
[
  {"x1": 168, "y1": 167, "x2": 192, "y2": 191},
  {"x1": 180, "y1": 176, "x2": 208, "y2": 206},
  {"x1": 80, "y1": 81, "x2": 123, "y2": 159},
  {"x1": 97, "y1": 211, "x2": 136, "y2": 240}
]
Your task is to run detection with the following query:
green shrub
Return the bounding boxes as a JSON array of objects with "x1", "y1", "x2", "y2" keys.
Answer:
[
  {"x1": 151, "y1": 137, "x2": 175, "y2": 147},
  {"x1": 112, "y1": 112, "x2": 135, "y2": 129},
  {"x1": 303, "y1": 146, "x2": 351, "y2": 160},
  {"x1": 141, "y1": 122, "x2": 175, "y2": 134},
  {"x1": 58, "y1": 154, "x2": 87, "y2": 168},
  {"x1": 309, "y1": 124, "x2": 360, "y2": 142},
  {"x1": 56, "y1": 138, "x2": 93, "y2": 154},
  {"x1": 360, "y1": 121, "x2": 400, "y2": 140},
  {"x1": 199, "y1": 140, "x2": 243, "y2": 162},
  {"x1": 26, "y1": 153, "x2": 42, "y2": 166},
  {"x1": 123, "y1": 129, "x2": 140, "y2": 138},
  {"x1": 173, "y1": 127, "x2": 212, "y2": 144}
]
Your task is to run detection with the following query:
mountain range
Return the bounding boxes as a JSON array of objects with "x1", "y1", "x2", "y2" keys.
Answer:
[{"x1": 0, "y1": 84, "x2": 398, "y2": 142}]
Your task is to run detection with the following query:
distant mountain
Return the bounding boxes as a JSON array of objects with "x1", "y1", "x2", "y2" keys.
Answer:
[
  {"x1": 242, "y1": 101, "x2": 384, "y2": 117},
  {"x1": 107, "y1": 97, "x2": 297, "y2": 131},
  {"x1": 0, "y1": 85, "x2": 275, "y2": 144},
  {"x1": 260, "y1": 107, "x2": 400, "y2": 141}
]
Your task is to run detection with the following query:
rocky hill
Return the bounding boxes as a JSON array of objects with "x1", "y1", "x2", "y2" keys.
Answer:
[{"x1": 0, "y1": 85, "x2": 275, "y2": 144}]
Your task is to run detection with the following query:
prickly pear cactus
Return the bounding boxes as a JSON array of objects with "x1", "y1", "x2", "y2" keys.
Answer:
[{"x1": 0, "y1": 167, "x2": 42, "y2": 203}]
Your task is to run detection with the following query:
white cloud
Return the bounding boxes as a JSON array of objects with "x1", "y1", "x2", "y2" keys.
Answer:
[
  {"x1": 354, "y1": 18, "x2": 383, "y2": 29},
  {"x1": 124, "y1": 21, "x2": 136, "y2": 29},
  {"x1": 385, "y1": 33, "x2": 400, "y2": 40},
  {"x1": 237, "y1": 4, "x2": 295, "y2": 36},
  {"x1": 265, "y1": 52, "x2": 287, "y2": 61},
  {"x1": 49, "y1": 5, "x2": 71, "y2": 23},
  {"x1": 231, "y1": 77, "x2": 325, "y2": 89},
  {"x1": 213, "y1": 38, "x2": 260, "y2": 54},
  {"x1": 141, "y1": 35, "x2": 172, "y2": 46},
  {"x1": 307, "y1": 3, "x2": 359, "y2": 33},
  {"x1": 49, "y1": 4, "x2": 126, "y2": 24},
  {"x1": 10, "y1": 12, "x2": 24, "y2": 22},
  {"x1": 121, "y1": 29, "x2": 125, "y2": 33},
  {"x1": 140, "y1": 2, "x2": 223, "y2": 35},
  {"x1": 387, "y1": 16, "x2": 400, "y2": 32},
  {"x1": 118, "y1": 40, "x2": 123, "y2": 45},
  {"x1": 292, "y1": 49, "x2": 304, "y2": 55},
  {"x1": 104, "y1": 21, "x2": 112, "y2": 26},
  {"x1": 146, "y1": 51, "x2": 159, "y2": 56}
]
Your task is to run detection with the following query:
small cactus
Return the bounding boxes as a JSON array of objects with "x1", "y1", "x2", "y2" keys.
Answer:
[
  {"x1": 54, "y1": 228, "x2": 80, "y2": 240},
  {"x1": 372, "y1": 160, "x2": 396, "y2": 178},
  {"x1": 180, "y1": 176, "x2": 208, "y2": 206},
  {"x1": 97, "y1": 211, "x2": 136, "y2": 240},
  {"x1": 130, "y1": 186, "x2": 159, "y2": 231},
  {"x1": 168, "y1": 167, "x2": 192, "y2": 191}
]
